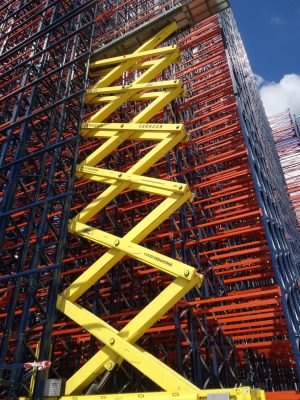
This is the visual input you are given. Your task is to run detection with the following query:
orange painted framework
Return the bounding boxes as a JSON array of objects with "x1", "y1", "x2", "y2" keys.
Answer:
[{"x1": 1, "y1": 0, "x2": 300, "y2": 397}]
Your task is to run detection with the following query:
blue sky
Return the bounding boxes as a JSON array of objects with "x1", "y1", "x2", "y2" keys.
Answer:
[
  {"x1": 230, "y1": 0, "x2": 300, "y2": 81},
  {"x1": 230, "y1": 0, "x2": 300, "y2": 116}
]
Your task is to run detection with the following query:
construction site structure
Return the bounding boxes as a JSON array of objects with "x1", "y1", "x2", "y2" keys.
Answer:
[
  {"x1": 1, "y1": 1, "x2": 300, "y2": 400},
  {"x1": 269, "y1": 111, "x2": 300, "y2": 232}
]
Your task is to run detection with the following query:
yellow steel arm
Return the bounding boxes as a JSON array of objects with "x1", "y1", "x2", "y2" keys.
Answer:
[
  {"x1": 68, "y1": 222, "x2": 196, "y2": 280},
  {"x1": 56, "y1": 22, "x2": 201, "y2": 395}
]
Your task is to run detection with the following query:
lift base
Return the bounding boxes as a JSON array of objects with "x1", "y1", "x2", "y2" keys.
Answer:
[{"x1": 20, "y1": 388, "x2": 265, "y2": 400}]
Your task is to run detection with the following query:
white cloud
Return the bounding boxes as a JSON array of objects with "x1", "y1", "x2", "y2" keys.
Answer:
[
  {"x1": 269, "y1": 16, "x2": 287, "y2": 26},
  {"x1": 259, "y1": 74, "x2": 300, "y2": 116}
]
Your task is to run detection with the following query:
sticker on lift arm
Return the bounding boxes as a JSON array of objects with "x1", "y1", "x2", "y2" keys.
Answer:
[{"x1": 207, "y1": 394, "x2": 230, "y2": 400}]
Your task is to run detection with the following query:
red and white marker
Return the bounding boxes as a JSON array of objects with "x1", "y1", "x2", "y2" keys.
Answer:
[{"x1": 24, "y1": 361, "x2": 51, "y2": 370}]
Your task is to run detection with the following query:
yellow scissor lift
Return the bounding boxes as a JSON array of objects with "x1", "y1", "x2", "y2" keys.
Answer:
[{"x1": 22, "y1": 2, "x2": 265, "y2": 400}]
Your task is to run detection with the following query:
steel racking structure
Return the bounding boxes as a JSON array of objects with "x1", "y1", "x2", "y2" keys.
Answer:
[
  {"x1": 269, "y1": 111, "x2": 300, "y2": 232},
  {"x1": 296, "y1": 115, "x2": 300, "y2": 139},
  {"x1": 219, "y1": 11, "x2": 300, "y2": 388},
  {"x1": 1, "y1": 0, "x2": 300, "y2": 399},
  {"x1": 0, "y1": 0, "x2": 97, "y2": 398}
]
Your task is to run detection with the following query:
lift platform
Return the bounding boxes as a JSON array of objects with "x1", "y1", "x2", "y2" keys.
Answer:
[{"x1": 92, "y1": 0, "x2": 230, "y2": 60}]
